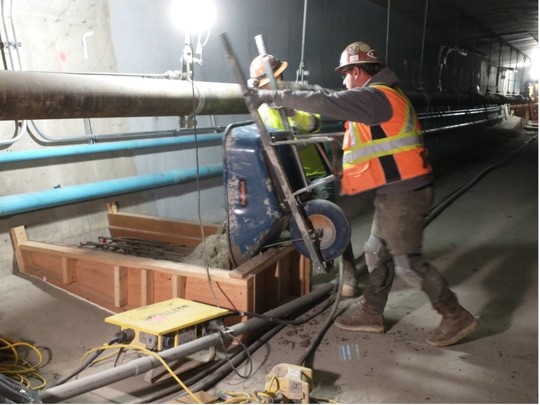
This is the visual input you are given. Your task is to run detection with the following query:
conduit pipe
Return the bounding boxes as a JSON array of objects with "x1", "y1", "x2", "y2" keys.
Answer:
[
  {"x1": 39, "y1": 281, "x2": 336, "y2": 403},
  {"x1": 27, "y1": 122, "x2": 226, "y2": 145},
  {"x1": 0, "y1": 163, "x2": 223, "y2": 217},
  {"x1": 407, "y1": 91, "x2": 527, "y2": 107},
  {"x1": 0, "y1": 71, "x2": 528, "y2": 122},
  {"x1": 0, "y1": 133, "x2": 222, "y2": 164}
]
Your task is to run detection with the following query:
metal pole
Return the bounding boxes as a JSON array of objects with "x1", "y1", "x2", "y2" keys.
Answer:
[
  {"x1": 385, "y1": 0, "x2": 390, "y2": 64},
  {"x1": 418, "y1": 0, "x2": 429, "y2": 89},
  {"x1": 39, "y1": 282, "x2": 336, "y2": 403}
]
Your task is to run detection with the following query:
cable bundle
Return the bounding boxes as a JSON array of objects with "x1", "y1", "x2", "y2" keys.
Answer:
[{"x1": 0, "y1": 336, "x2": 45, "y2": 403}]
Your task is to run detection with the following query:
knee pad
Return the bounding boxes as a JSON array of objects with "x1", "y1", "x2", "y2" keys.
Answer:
[
  {"x1": 393, "y1": 254, "x2": 423, "y2": 289},
  {"x1": 363, "y1": 235, "x2": 383, "y2": 273}
]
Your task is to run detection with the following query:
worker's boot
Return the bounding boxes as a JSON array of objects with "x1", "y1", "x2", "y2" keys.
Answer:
[
  {"x1": 426, "y1": 296, "x2": 477, "y2": 347},
  {"x1": 334, "y1": 296, "x2": 385, "y2": 333}
]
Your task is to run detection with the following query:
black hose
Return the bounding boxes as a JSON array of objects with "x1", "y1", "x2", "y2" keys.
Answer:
[{"x1": 296, "y1": 262, "x2": 344, "y2": 367}]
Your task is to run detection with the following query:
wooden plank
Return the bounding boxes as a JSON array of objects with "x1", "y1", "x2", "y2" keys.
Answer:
[
  {"x1": 18, "y1": 241, "x2": 236, "y2": 282},
  {"x1": 114, "y1": 265, "x2": 128, "y2": 307},
  {"x1": 172, "y1": 274, "x2": 186, "y2": 298},
  {"x1": 141, "y1": 269, "x2": 153, "y2": 306},
  {"x1": 229, "y1": 246, "x2": 294, "y2": 279},
  {"x1": 183, "y1": 278, "x2": 247, "y2": 311},
  {"x1": 9, "y1": 226, "x2": 28, "y2": 273},
  {"x1": 107, "y1": 212, "x2": 220, "y2": 247},
  {"x1": 299, "y1": 256, "x2": 311, "y2": 296}
]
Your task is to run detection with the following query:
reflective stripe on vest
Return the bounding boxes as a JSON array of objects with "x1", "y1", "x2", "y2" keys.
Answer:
[{"x1": 341, "y1": 84, "x2": 431, "y2": 195}]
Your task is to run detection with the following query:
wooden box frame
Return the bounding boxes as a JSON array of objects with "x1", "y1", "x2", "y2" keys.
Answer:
[{"x1": 9, "y1": 212, "x2": 311, "y2": 315}]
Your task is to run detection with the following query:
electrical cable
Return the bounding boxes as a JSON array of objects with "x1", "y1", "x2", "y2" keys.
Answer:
[
  {"x1": 84, "y1": 343, "x2": 204, "y2": 404},
  {"x1": 0, "y1": 336, "x2": 47, "y2": 391},
  {"x1": 130, "y1": 323, "x2": 285, "y2": 404},
  {"x1": 52, "y1": 329, "x2": 135, "y2": 387},
  {"x1": 132, "y1": 289, "x2": 338, "y2": 403},
  {"x1": 186, "y1": 33, "x2": 222, "y2": 309},
  {"x1": 296, "y1": 261, "x2": 343, "y2": 368}
]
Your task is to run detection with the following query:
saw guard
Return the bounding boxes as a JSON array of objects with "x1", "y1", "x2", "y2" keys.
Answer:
[{"x1": 290, "y1": 199, "x2": 351, "y2": 262}]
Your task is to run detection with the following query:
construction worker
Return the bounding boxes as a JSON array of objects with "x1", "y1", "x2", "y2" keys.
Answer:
[
  {"x1": 249, "y1": 54, "x2": 333, "y2": 201},
  {"x1": 251, "y1": 41, "x2": 478, "y2": 347}
]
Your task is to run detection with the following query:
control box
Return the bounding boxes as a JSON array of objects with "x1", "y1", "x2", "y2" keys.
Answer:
[{"x1": 105, "y1": 298, "x2": 230, "y2": 351}]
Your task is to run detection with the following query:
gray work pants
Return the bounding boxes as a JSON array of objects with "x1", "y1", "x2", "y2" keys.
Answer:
[{"x1": 362, "y1": 186, "x2": 454, "y2": 313}]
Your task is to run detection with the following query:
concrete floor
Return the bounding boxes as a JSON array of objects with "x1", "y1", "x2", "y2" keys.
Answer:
[{"x1": 0, "y1": 115, "x2": 537, "y2": 403}]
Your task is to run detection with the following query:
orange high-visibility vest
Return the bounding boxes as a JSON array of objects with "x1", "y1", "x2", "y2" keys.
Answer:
[{"x1": 341, "y1": 84, "x2": 431, "y2": 195}]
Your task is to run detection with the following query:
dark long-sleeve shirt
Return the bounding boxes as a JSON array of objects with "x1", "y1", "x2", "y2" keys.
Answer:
[{"x1": 258, "y1": 67, "x2": 399, "y2": 124}]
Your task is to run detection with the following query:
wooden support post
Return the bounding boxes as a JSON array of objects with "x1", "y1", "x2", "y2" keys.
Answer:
[
  {"x1": 172, "y1": 274, "x2": 186, "y2": 298},
  {"x1": 9, "y1": 226, "x2": 28, "y2": 273},
  {"x1": 61, "y1": 257, "x2": 77, "y2": 285},
  {"x1": 141, "y1": 269, "x2": 154, "y2": 306},
  {"x1": 114, "y1": 265, "x2": 128, "y2": 308}
]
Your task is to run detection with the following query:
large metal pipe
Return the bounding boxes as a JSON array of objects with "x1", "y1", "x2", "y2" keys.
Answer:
[
  {"x1": 0, "y1": 71, "x2": 528, "y2": 122},
  {"x1": 0, "y1": 163, "x2": 223, "y2": 216},
  {"x1": 0, "y1": 71, "x2": 247, "y2": 120},
  {"x1": 39, "y1": 282, "x2": 336, "y2": 403}
]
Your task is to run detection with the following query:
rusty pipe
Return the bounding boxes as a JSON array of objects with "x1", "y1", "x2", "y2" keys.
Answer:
[{"x1": 0, "y1": 70, "x2": 248, "y2": 120}]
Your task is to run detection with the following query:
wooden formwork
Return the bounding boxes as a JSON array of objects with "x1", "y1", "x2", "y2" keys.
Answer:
[{"x1": 9, "y1": 212, "x2": 311, "y2": 316}]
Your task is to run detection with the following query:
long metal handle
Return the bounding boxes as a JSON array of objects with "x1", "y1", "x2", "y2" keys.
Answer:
[
  {"x1": 219, "y1": 32, "x2": 326, "y2": 273},
  {"x1": 254, "y1": 34, "x2": 309, "y2": 191}
]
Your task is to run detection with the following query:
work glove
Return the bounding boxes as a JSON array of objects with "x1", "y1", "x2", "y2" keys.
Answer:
[{"x1": 243, "y1": 88, "x2": 277, "y2": 108}]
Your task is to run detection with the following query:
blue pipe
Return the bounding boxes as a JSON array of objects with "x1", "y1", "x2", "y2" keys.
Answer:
[
  {"x1": 0, "y1": 134, "x2": 223, "y2": 164},
  {"x1": 0, "y1": 163, "x2": 223, "y2": 217}
]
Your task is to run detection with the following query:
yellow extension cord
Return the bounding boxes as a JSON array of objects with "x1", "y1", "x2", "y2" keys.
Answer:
[{"x1": 0, "y1": 336, "x2": 47, "y2": 390}]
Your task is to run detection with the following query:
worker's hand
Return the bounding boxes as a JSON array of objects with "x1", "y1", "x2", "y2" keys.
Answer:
[
  {"x1": 243, "y1": 87, "x2": 263, "y2": 107},
  {"x1": 244, "y1": 88, "x2": 276, "y2": 107},
  {"x1": 257, "y1": 90, "x2": 276, "y2": 103},
  {"x1": 247, "y1": 78, "x2": 259, "y2": 89}
]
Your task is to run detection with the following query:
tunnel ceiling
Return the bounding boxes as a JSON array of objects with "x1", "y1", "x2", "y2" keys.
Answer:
[{"x1": 366, "y1": 0, "x2": 538, "y2": 65}]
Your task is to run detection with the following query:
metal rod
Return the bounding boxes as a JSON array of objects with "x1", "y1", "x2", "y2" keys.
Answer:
[
  {"x1": 418, "y1": 0, "x2": 429, "y2": 89},
  {"x1": 385, "y1": 0, "x2": 390, "y2": 64},
  {"x1": 39, "y1": 282, "x2": 336, "y2": 403}
]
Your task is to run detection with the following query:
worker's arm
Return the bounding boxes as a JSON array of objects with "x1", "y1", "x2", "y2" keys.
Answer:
[{"x1": 256, "y1": 87, "x2": 392, "y2": 125}]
